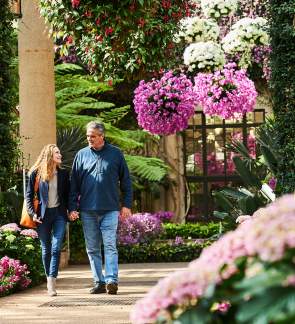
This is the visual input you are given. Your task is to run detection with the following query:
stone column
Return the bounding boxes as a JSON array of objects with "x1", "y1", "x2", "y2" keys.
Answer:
[{"x1": 18, "y1": 0, "x2": 56, "y2": 167}]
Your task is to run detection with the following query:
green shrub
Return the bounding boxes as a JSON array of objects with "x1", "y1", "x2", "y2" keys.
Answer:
[
  {"x1": 0, "y1": 225, "x2": 44, "y2": 286},
  {"x1": 269, "y1": 0, "x2": 295, "y2": 193},
  {"x1": 69, "y1": 219, "x2": 86, "y2": 263},
  {"x1": 161, "y1": 222, "x2": 224, "y2": 239},
  {"x1": 118, "y1": 241, "x2": 209, "y2": 263},
  {"x1": 69, "y1": 220, "x2": 211, "y2": 264},
  {"x1": 0, "y1": 1, "x2": 19, "y2": 192}
]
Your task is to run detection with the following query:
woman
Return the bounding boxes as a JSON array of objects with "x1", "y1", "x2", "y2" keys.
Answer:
[{"x1": 26, "y1": 144, "x2": 69, "y2": 296}]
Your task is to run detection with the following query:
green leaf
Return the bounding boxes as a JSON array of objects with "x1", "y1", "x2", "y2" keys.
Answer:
[
  {"x1": 233, "y1": 156, "x2": 261, "y2": 189},
  {"x1": 174, "y1": 306, "x2": 211, "y2": 324},
  {"x1": 125, "y1": 155, "x2": 168, "y2": 182},
  {"x1": 237, "y1": 195, "x2": 259, "y2": 215},
  {"x1": 237, "y1": 288, "x2": 295, "y2": 324},
  {"x1": 212, "y1": 191, "x2": 235, "y2": 214}
]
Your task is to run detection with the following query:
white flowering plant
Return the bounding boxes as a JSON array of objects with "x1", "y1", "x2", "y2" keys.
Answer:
[
  {"x1": 222, "y1": 17, "x2": 269, "y2": 66},
  {"x1": 183, "y1": 41, "x2": 225, "y2": 72},
  {"x1": 198, "y1": 0, "x2": 238, "y2": 19},
  {"x1": 176, "y1": 17, "x2": 220, "y2": 44}
]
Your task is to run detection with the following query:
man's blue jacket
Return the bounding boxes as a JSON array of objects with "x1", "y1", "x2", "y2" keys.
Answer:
[{"x1": 69, "y1": 143, "x2": 132, "y2": 212}]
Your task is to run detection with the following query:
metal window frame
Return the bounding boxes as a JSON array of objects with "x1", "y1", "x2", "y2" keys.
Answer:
[{"x1": 183, "y1": 109, "x2": 265, "y2": 218}]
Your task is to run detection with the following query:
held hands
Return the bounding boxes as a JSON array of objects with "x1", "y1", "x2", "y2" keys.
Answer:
[
  {"x1": 69, "y1": 211, "x2": 79, "y2": 222},
  {"x1": 120, "y1": 207, "x2": 131, "y2": 220}
]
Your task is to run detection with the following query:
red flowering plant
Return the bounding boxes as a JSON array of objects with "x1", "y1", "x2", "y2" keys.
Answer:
[{"x1": 39, "y1": 0, "x2": 195, "y2": 80}]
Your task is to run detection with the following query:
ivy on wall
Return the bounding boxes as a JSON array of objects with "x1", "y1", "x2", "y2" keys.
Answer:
[
  {"x1": 269, "y1": 0, "x2": 295, "y2": 193},
  {"x1": 0, "y1": 1, "x2": 18, "y2": 191}
]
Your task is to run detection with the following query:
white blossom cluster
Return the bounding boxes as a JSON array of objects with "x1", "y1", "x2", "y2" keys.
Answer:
[
  {"x1": 222, "y1": 17, "x2": 269, "y2": 56},
  {"x1": 198, "y1": 0, "x2": 238, "y2": 19},
  {"x1": 183, "y1": 41, "x2": 225, "y2": 72},
  {"x1": 175, "y1": 17, "x2": 220, "y2": 43}
]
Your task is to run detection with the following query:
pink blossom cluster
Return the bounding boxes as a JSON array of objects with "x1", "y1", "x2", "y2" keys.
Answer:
[
  {"x1": 117, "y1": 213, "x2": 163, "y2": 245},
  {"x1": 20, "y1": 229, "x2": 38, "y2": 239},
  {"x1": 0, "y1": 256, "x2": 31, "y2": 296},
  {"x1": 133, "y1": 71, "x2": 197, "y2": 135},
  {"x1": 252, "y1": 45, "x2": 271, "y2": 80},
  {"x1": 194, "y1": 63, "x2": 257, "y2": 119},
  {"x1": 130, "y1": 194, "x2": 295, "y2": 323},
  {"x1": 0, "y1": 223, "x2": 21, "y2": 232},
  {"x1": 194, "y1": 151, "x2": 236, "y2": 176},
  {"x1": 194, "y1": 133, "x2": 256, "y2": 177}
]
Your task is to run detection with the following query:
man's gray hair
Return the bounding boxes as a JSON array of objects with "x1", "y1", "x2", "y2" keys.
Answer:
[{"x1": 86, "y1": 121, "x2": 105, "y2": 134}]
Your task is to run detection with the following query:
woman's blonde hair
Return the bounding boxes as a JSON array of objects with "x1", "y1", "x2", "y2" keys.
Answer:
[{"x1": 29, "y1": 144, "x2": 60, "y2": 181}]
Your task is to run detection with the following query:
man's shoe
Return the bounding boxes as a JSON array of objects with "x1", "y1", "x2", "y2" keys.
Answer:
[
  {"x1": 90, "y1": 283, "x2": 106, "y2": 294},
  {"x1": 106, "y1": 282, "x2": 118, "y2": 295}
]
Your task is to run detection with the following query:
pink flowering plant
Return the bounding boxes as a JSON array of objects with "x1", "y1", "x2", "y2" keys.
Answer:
[
  {"x1": 131, "y1": 194, "x2": 295, "y2": 323},
  {"x1": 0, "y1": 256, "x2": 31, "y2": 297},
  {"x1": 0, "y1": 223, "x2": 44, "y2": 286},
  {"x1": 118, "y1": 213, "x2": 163, "y2": 245},
  {"x1": 194, "y1": 63, "x2": 257, "y2": 119},
  {"x1": 133, "y1": 71, "x2": 197, "y2": 135}
]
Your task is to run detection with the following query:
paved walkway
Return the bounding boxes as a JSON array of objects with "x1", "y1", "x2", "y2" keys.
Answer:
[{"x1": 0, "y1": 263, "x2": 187, "y2": 324}]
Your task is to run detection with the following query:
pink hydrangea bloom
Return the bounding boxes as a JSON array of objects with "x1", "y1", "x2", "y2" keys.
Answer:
[
  {"x1": 133, "y1": 71, "x2": 197, "y2": 135},
  {"x1": 0, "y1": 223, "x2": 21, "y2": 232},
  {"x1": 194, "y1": 63, "x2": 257, "y2": 119},
  {"x1": 20, "y1": 229, "x2": 38, "y2": 239},
  {"x1": 0, "y1": 256, "x2": 31, "y2": 296},
  {"x1": 130, "y1": 194, "x2": 295, "y2": 323}
]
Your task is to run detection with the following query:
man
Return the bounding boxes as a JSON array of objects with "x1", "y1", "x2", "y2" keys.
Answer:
[{"x1": 69, "y1": 121, "x2": 132, "y2": 295}]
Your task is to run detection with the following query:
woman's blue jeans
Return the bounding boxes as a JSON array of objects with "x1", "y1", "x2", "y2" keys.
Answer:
[
  {"x1": 81, "y1": 210, "x2": 119, "y2": 285},
  {"x1": 37, "y1": 207, "x2": 67, "y2": 278}
]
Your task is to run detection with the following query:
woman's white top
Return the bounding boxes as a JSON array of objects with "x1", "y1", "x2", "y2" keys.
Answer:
[{"x1": 47, "y1": 172, "x2": 60, "y2": 208}]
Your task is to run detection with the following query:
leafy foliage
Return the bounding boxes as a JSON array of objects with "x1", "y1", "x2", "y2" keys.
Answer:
[
  {"x1": 0, "y1": 2, "x2": 18, "y2": 191},
  {"x1": 57, "y1": 127, "x2": 86, "y2": 170},
  {"x1": 0, "y1": 227, "x2": 44, "y2": 286},
  {"x1": 55, "y1": 63, "x2": 144, "y2": 150},
  {"x1": 125, "y1": 155, "x2": 169, "y2": 182},
  {"x1": 39, "y1": 1, "x2": 194, "y2": 80},
  {"x1": 161, "y1": 222, "x2": 226, "y2": 239},
  {"x1": 269, "y1": 0, "x2": 295, "y2": 193},
  {"x1": 0, "y1": 189, "x2": 23, "y2": 226},
  {"x1": 213, "y1": 120, "x2": 279, "y2": 223}
]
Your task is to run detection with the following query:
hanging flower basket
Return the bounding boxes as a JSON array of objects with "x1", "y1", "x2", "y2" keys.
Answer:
[
  {"x1": 193, "y1": 63, "x2": 257, "y2": 119},
  {"x1": 183, "y1": 41, "x2": 225, "y2": 73},
  {"x1": 133, "y1": 71, "x2": 197, "y2": 135},
  {"x1": 198, "y1": 0, "x2": 238, "y2": 19},
  {"x1": 175, "y1": 17, "x2": 220, "y2": 44}
]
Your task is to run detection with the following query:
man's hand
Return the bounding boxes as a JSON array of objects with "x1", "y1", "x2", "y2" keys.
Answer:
[
  {"x1": 69, "y1": 211, "x2": 79, "y2": 221},
  {"x1": 120, "y1": 207, "x2": 131, "y2": 219}
]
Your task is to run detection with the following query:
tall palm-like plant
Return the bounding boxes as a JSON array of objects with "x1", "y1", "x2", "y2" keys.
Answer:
[{"x1": 213, "y1": 118, "x2": 279, "y2": 225}]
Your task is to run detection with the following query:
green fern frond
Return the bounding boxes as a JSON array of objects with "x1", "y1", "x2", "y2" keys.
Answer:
[
  {"x1": 58, "y1": 101, "x2": 115, "y2": 114},
  {"x1": 55, "y1": 63, "x2": 85, "y2": 75},
  {"x1": 125, "y1": 155, "x2": 169, "y2": 182},
  {"x1": 100, "y1": 105, "x2": 130, "y2": 124}
]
